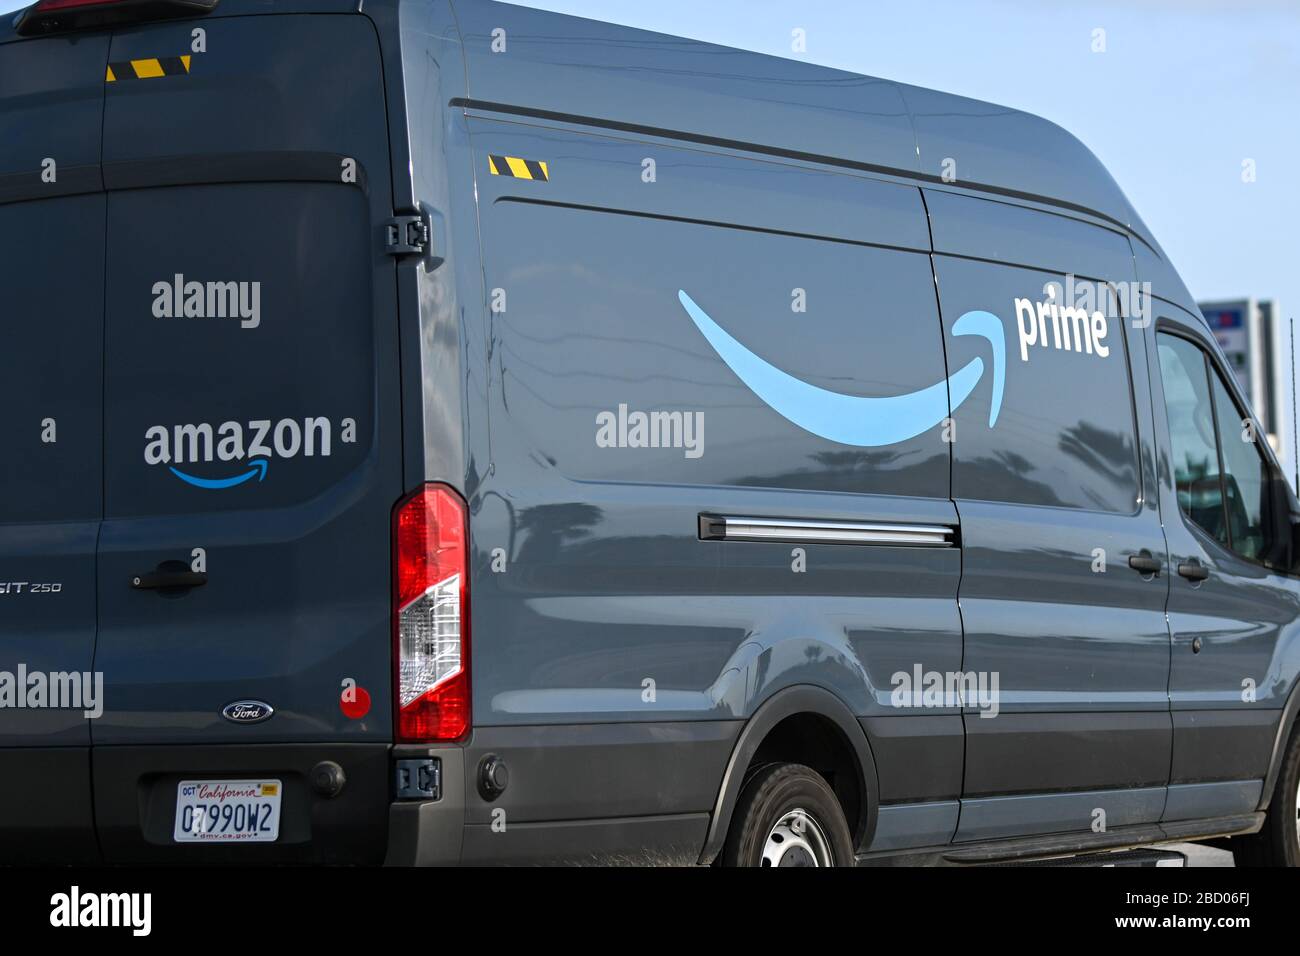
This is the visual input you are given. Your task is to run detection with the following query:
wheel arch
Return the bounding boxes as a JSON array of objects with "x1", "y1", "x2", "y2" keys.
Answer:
[{"x1": 698, "y1": 684, "x2": 879, "y2": 864}]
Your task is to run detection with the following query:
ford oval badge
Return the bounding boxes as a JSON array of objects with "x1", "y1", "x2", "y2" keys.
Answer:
[{"x1": 222, "y1": 700, "x2": 274, "y2": 724}]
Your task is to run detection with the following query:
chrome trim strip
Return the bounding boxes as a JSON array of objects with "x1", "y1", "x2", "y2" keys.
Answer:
[{"x1": 698, "y1": 514, "x2": 955, "y2": 547}]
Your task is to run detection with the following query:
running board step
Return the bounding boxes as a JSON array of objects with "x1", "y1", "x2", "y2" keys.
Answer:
[
  {"x1": 992, "y1": 847, "x2": 1187, "y2": 867},
  {"x1": 939, "y1": 813, "x2": 1263, "y2": 865}
]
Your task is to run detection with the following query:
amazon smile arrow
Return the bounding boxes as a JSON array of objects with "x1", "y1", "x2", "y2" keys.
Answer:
[
  {"x1": 677, "y1": 290, "x2": 1004, "y2": 447},
  {"x1": 169, "y1": 458, "x2": 269, "y2": 490}
]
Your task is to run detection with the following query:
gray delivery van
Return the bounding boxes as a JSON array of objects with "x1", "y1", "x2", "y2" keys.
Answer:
[{"x1": 2, "y1": 0, "x2": 1299, "y2": 867}]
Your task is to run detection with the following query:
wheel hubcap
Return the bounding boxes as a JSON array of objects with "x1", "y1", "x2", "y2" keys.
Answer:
[{"x1": 761, "y1": 809, "x2": 833, "y2": 867}]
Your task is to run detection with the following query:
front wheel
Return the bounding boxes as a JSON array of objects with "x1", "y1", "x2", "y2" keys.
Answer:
[{"x1": 722, "y1": 763, "x2": 855, "y2": 867}]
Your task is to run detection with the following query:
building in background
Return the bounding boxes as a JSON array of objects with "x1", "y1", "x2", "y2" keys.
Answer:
[{"x1": 1198, "y1": 298, "x2": 1296, "y2": 489}]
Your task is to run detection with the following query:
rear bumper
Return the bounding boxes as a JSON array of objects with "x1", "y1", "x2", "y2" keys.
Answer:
[
  {"x1": 3, "y1": 721, "x2": 736, "y2": 865},
  {"x1": 0, "y1": 742, "x2": 466, "y2": 866}
]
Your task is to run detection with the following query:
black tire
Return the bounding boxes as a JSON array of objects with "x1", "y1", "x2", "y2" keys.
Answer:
[
  {"x1": 1234, "y1": 723, "x2": 1300, "y2": 867},
  {"x1": 721, "y1": 762, "x2": 855, "y2": 867}
]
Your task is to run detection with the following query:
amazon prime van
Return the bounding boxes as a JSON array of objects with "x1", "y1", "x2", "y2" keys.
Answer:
[{"x1": 3, "y1": 0, "x2": 1300, "y2": 867}]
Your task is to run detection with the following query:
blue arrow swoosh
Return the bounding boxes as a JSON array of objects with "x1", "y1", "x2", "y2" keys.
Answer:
[
  {"x1": 678, "y1": 290, "x2": 1004, "y2": 446},
  {"x1": 169, "y1": 458, "x2": 269, "y2": 489}
]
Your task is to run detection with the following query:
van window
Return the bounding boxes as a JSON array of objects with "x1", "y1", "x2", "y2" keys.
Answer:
[
  {"x1": 1157, "y1": 334, "x2": 1230, "y2": 546},
  {"x1": 1157, "y1": 330, "x2": 1295, "y2": 569},
  {"x1": 1210, "y1": 372, "x2": 1270, "y2": 560}
]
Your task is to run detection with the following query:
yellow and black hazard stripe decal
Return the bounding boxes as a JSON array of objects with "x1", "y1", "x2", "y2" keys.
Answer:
[
  {"x1": 106, "y1": 55, "x2": 192, "y2": 83},
  {"x1": 488, "y1": 155, "x2": 549, "y2": 181}
]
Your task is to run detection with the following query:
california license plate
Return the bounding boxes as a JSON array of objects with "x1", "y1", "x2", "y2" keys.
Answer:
[{"x1": 173, "y1": 779, "x2": 282, "y2": 843}]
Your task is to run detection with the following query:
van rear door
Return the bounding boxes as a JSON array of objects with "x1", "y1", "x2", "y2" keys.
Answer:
[
  {"x1": 89, "y1": 14, "x2": 403, "y2": 860},
  {"x1": 0, "y1": 29, "x2": 108, "y2": 861}
]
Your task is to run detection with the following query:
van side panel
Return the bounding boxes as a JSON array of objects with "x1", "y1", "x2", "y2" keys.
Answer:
[{"x1": 464, "y1": 118, "x2": 963, "y2": 843}]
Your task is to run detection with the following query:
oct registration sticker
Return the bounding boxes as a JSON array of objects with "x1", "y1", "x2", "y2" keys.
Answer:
[{"x1": 173, "y1": 780, "x2": 282, "y2": 843}]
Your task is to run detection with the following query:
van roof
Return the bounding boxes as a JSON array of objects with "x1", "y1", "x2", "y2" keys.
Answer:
[{"x1": 452, "y1": 0, "x2": 1154, "y2": 246}]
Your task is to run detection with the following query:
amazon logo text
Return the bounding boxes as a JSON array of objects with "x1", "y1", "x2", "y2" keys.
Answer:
[
  {"x1": 1015, "y1": 282, "x2": 1114, "y2": 364},
  {"x1": 143, "y1": 417, "x2": 357, "y2": 489},
  {"x1": 1008, "y1": 277, "x2": 1133, "y2": 366}
]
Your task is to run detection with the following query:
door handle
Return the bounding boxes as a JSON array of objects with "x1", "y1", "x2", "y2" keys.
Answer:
[
  {"x1": 1177, "y1": 560, "x2": 1209, "y2": 582},
  {"x1": 1127, "y1": 552, "x2": 1161, "y2": 575},
  {"x1": 131, "y1": 560, "x2": 207, "y2": 591}
]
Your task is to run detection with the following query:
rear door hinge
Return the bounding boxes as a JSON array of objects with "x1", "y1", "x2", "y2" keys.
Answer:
[{"x1": 383, "y1": 210, "x2": 432, "y2": 257}]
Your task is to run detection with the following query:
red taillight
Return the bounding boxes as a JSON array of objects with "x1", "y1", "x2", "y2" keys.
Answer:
[
  {"x1": 15, "y1": 0, "x2": 219, "y2": 37},
  {"x1": 393, "y1": 484, "x2": 470, "y2": 743}
]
